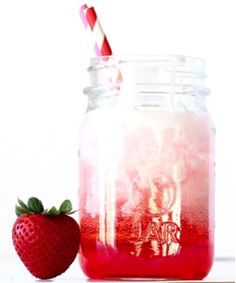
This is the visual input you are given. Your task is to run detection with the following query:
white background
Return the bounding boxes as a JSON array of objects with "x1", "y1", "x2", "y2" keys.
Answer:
[{"x1": 0, "y1": 0, "x2": 235, "y2": 260}]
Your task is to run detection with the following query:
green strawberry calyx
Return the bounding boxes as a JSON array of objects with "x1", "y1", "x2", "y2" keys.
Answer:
[{"x1": 15, "y1": 197, "x2": 76, "y2": 217}]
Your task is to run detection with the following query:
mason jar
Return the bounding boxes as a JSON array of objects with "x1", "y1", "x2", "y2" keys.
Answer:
[{"x1": 78, "y1": 56, "x2": 215, "y2": 280}]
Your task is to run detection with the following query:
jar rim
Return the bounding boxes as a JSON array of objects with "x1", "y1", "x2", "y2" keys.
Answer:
[
  {"x1": 86, "y1": 55, "x2": 208, "y2": 98},
  {"x1": 89, "y1": 54, "x2": 205, "y2": 70}
]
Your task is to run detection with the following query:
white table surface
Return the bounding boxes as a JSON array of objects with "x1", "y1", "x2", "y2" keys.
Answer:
[{"x1": 0, "y1": 255, "x2": 235, "y2": 282}]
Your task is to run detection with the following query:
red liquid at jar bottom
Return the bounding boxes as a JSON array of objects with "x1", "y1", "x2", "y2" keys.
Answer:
[{"x1": 79, "y1": 214, "x2": 214, "y2": 280}]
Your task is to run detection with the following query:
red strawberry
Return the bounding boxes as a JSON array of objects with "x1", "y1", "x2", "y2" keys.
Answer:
[{"x1": 12, "y1": 197, "x2": 80, "y2": 279}]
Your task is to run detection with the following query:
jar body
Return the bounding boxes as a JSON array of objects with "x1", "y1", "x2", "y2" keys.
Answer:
[{"x1": 79, "y1": 56, "x2": 215, "y2": 280}]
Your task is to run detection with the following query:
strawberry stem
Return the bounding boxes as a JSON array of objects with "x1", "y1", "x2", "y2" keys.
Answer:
[
  {"x1": 27, "y1": 197, "x2": 44, "y2": 213},
  {"x1": 59, "y1": 200, "x2": 73, "y2": 214},
  {"x1": 15, "y1": 198, "x2": 76, "y2": 217}
]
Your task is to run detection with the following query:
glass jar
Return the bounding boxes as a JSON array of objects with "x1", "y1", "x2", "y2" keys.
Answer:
[{"x1": 78, "y1": 56, "x2": 215, "y2": 280}]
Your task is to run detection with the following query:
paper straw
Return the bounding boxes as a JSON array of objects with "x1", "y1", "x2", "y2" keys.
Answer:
[
  {"x1": 80, "y1": 4, "x2": 112, "y2": 57},
  {"x1": 80, "y1": 4, "x2": 123, "y2": 85}
]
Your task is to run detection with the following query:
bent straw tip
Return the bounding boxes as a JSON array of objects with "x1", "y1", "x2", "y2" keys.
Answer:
[
  {"x1": 80, "y1": 4, "x2": 88, "y2": 11},
  {"x1": 80, "y1": 4, "x2": 89, "y2": 28}
]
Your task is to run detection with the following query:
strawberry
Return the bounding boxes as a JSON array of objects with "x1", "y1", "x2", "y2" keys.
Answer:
[{"x1": 12, "y1": 197, "x2": 80, "y2": 279}]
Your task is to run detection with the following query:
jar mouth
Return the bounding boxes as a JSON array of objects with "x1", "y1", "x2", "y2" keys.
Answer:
[
  {"x1": 86, "y1": 55, "x2": 208, "y2": 97},
  {"x1": 89, "y1": 54, "x2": 205, "y2": 77}
]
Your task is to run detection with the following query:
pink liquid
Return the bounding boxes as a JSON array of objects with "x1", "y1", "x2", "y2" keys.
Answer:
[
  {"x1": 79, "y1": 214, "x2": 213, "y2": 279},
  {"x1": 79, "y1": 111, "x2": 215, "y2": 279}
]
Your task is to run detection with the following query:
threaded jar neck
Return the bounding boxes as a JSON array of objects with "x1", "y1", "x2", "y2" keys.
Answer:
[
  {"x1": 84, "y1": 55, "x2": 209, "y2": 112},
  {"x1": 85, "y1": 55, "x2": 208, "y2": 94}
]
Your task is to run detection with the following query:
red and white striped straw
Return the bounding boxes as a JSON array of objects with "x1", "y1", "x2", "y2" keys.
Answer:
[
  {"x1": 80, "y1": 4, "x2": 123, "y2": 85},
  {"x1": 80, "y1": 4, "x2": 112, "y2": 57}
]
